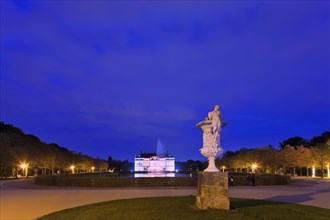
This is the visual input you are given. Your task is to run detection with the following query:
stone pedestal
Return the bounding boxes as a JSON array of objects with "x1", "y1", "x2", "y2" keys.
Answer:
[{"x1": 196, "y1": 171, "x2": 230, "y2": 210}]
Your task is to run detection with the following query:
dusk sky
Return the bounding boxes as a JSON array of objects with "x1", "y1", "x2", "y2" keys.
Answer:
[{"x1": 1, "y1": 1, "x2": 329, "y2": 162}]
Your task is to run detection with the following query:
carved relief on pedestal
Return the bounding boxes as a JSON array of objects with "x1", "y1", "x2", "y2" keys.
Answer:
[{"x1": 199, "y1": 121, "x2": 223, "y2": 159}]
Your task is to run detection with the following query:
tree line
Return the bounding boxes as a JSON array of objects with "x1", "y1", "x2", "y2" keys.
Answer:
[
  {"x1": 1, "y1": 122, "x2": 329, "y2": 178},
  {"x1": 217, "y1": 132, "x2": 330, "y2": 178},
  {"x1": 0, "y1": 122, "x2": 108, "y2": 178}
]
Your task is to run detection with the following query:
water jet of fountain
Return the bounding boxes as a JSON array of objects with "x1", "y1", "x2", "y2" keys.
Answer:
[{"x1": 156, "y1": 139, "x2": 165, "y2": 158}]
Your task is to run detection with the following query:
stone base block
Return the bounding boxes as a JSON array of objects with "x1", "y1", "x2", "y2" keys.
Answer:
[{"x1": 196, "y1": 171, "x2": 230, "y2": 210}]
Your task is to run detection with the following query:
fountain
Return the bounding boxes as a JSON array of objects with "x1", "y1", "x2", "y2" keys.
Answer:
[{"x1": 156, "y1": 139, "x2": 166, "y2": 158}]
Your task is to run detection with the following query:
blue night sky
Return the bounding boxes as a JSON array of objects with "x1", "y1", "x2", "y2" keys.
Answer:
[{"x1": 1, "y1": 1, "x2": 329, "y2": 161}]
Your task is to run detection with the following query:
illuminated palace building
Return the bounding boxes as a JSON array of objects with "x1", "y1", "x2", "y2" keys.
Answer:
[{"x1": 134, "y1": 140, "x2": 175, "y2": 173}]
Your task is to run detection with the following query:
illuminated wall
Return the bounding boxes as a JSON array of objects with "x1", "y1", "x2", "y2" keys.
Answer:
[{"x1": 134, "y1": 156, "x2": 175, "y2": 172}]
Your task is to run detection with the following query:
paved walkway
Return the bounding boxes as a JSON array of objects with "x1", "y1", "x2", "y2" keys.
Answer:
[{"x1": 0, "y1": 177, "x2": 329, "y2": 220}]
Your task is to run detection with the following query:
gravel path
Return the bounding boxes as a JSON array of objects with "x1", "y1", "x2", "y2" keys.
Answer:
[{"x1": 0, "y1": 177, "x2": 329, "y2": 220}]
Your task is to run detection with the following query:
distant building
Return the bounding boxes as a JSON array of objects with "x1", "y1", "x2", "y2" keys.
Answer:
[{"x1": 134, "y1": 152, "x2": 175, "y2": 172}]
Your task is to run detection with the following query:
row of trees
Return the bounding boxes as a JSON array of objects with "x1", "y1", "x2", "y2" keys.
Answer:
[
  {"x1": 1, "y1": 121, "x2": 329, "y2": 178},
  {"x1": 0, "y1": 122, "x2": 108, "y2": 178},
  {"x1": 0, "y1": 122, "x2": 211, "y2": 177},
  {"x1": 217, "y1": 132, "x2": 330, "y2": 178},
  {"x1": 107, "y1": 156, "x2": 132, "y2": 172}
]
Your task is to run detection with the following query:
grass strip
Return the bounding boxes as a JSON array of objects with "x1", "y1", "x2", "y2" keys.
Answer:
[{"x1": 38, "y1": 196, "x2": 329, "y2": 220}]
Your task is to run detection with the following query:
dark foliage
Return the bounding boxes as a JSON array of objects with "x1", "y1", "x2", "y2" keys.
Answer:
[{"x1": 0, "y1": 122, "x2": 108, "y2": 178}]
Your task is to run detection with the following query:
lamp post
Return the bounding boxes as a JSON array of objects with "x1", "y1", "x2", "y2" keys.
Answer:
[
  {"x1": 91, "y1": 166, "x2": 95, "y2": 173},
  {"x1": 312, "y1": 165, "x2": 315, "y2": 177},
  {"x1": 222, "y1": 166, "x2": 225, "y2": 172},
  {"x1": 70, "y1": 165, "x2": 75, "y2": 174}
]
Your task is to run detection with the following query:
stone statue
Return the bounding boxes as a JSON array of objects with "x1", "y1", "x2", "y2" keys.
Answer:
[
  {"x1": 196, "y1": 104, "x2": 226, "y2": 172},
  {"x1": 207, "y1": 104, "x2": 222, "y2": 146},
  {"x1": 196, "y1": 104, "x2": 230, "y2": 210}
]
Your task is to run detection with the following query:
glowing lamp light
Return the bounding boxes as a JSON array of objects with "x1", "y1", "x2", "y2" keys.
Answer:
[
  {"x1": 70, "y1": 165, "x2": 75, "y2": 174},
  {"x1": 327, "y1": 165, "x2": 330, "y2": 179},
  {"x1": 91, "y1": 166, "x2": 95, "y2": 172},
  {"x1": 20, "y1": 163, "x2": 28, "y2": 177},
  {"x1": 222, "y1": 166, "x2": 225, "y2": 172},
  {"x1": 312, "y1": 165, "x2": 315, "y2": 177},
  {"x1": 252, "y1": 163, "x2": 258, "y2": 173}
]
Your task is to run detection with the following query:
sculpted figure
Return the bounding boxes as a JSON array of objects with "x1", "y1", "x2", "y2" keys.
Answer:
[
  {"x1": 207, "y1": 105, "x2": 222, "y2": 144},
  {"x1": 196, "y1": 104, "x2": 224, "y2": 172}
]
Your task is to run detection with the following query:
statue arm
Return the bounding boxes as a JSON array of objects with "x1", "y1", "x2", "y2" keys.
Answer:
[{"x1": 207, "y1": 112, "x2": 212, "y2": 120}]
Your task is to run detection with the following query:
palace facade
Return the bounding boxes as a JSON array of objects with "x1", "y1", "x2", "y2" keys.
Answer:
[{"x1": 134, "y1": 152, "x2": 175, "y2": 172}]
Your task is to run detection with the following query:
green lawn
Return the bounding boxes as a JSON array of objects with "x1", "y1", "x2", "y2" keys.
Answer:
[{"x1": 39, "y1": 196, "x2": 329, "y2": 220}]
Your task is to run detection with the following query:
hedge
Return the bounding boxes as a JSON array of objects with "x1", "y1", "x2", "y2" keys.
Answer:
[
  {"x1": 35, "y1": 176, "x2": 197, "y2": 187},
  {"x1": 35, "y1": 173, "x2": 290, "y2": 187},
  {"x1": 229, "y1": 173, "x2": 291, "y2": 186}
]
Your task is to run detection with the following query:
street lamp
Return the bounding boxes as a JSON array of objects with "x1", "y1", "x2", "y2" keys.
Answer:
[
  {"x1": 70, "y1": 165, "x2": 75, "y2": 174},
  {"x1": 20, "y1": 163, "x2": 28, "y2": 178},
  {"x1": 91, "y1": 166, "x2": 95, "y2": 173},
  {"x1": 312, "y1": 165, "x2": 315, "y2": 177},
  {"x1": 252, "y1": 163, "x2": 258, "y2": 173},
  {"x1": 222, "y1": 166, "x2": 225, "y2": 172}
]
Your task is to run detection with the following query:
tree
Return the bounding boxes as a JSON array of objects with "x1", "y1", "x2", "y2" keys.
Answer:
[
  {"x1": 0, "y1": 122, "x2": 24, "y2": 136},
  {"x1": 95, "y1": 158, "x2": 108, "y2": 172},
  {"x1": 0, "y1": 132, "x2": 20, "y2": 177},
  {"x1": 185, "y1": 160, "x2": 206, "y2": 171},
  {"x1": 0, "y1": 122, "x2": 110, "y2": 177},
  {"x1": 309, "y1": 132, "x2": 330, "y2": 146},
  {"x1": 310, "y1": 140, "x2": 330, "y2": 178},
  {"x1": 217, "y1": 151, "x2": 236, "y2": 171},
  {"x1": 281, "y1": 145, "x2": 299, "y2": 175},
  {"x1": 295, "y1": 145, "x2": 311, "y2": 176},
  {"x1": 228, "y1": 148, "x2": 253, "y2": 172},
  {"x1": 254, "y1": 147, "x2": 279, "y2": 173},
  {"x1": 279, "y1": 136, "x2": 309, "y2": 149}
]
